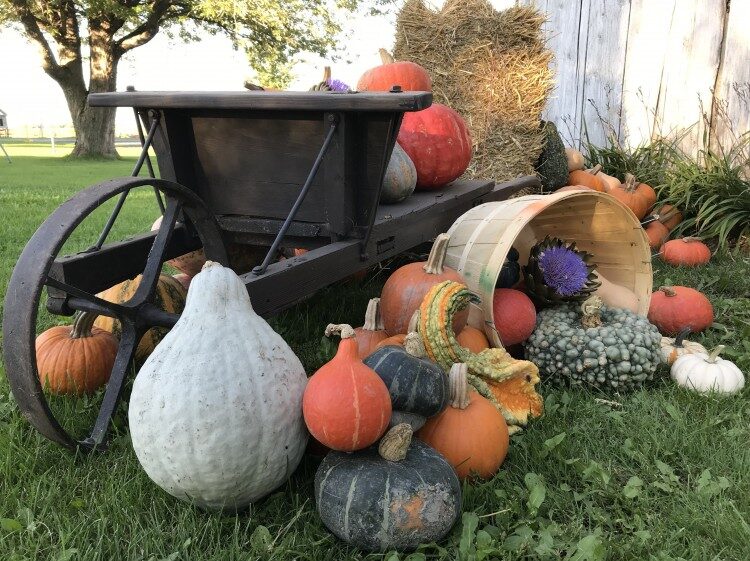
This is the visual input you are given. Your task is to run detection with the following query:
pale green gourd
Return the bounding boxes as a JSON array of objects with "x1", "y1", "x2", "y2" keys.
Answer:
[{"x1": 380, "y1": 142, "x2": 417, "y2": 204}]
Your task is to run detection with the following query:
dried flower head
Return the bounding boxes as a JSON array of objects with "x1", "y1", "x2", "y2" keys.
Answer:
[
  {"x1": 326, "y1": 79, "x2": 350, "y2": 92},
  {"x1": 538, "y1": 245, "x2": 589, "y2": 296}
]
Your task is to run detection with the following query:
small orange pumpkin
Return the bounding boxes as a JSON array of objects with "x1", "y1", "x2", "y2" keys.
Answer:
[
  {"x1": 354, "y1": 298, "x2": 389, "y2": 358},
  {"x1": 357, "y1": 49, "x2": 432, "y2": 92},
  {"x1": 567, "y1": 164, "x2": 606, "y2": 192},
  {"x1": 645, "y1": 220, "x2": 670, "y2": 249},
  {"x1": 35, "y1": 312, "x2": 118, "y2": 395},
  {"x1": 456, "y1": 326, "x2": 490, "y2": 353},
  {"x1": 655, "y1": 204, "x2": 683, "y2": 231},
  {"x1": 418, "y1": 363, "x2": 509, "y2": 481},
  {"x1": 661, "y1": 237, "x2": 711, "y2": 266},
  {"x1": 302, "y1": 324, "x2": 392, "y2": 451},
  {"x1": 608, "y1": 173, "x2": 656, "y2": 219},
  {"x1": 647, "y1": 286, "x2": 714, "y2": 335}
]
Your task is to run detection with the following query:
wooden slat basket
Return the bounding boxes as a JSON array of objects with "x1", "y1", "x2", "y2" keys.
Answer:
[{"x1": 445, "y1": 190, "x2": 653, "y2": 348}]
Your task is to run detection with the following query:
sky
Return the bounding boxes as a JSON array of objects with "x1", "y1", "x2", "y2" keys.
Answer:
[{"x1": 0, "y1": 5, "x2": 403, "y2": 136}]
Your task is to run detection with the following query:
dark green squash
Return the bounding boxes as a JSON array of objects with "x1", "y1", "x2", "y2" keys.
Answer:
[
  {"x1": 315, "y1": 424, "x2": 461, "y2": 552},
  {"x1": 496, "y1": 246, "x2": 520, "y2": 288},
  {"x1": 364, "y1": 333, "x2": 449, "y2": 422}
]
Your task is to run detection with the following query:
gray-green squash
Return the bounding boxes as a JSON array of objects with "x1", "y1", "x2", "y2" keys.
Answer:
[{"x1": 380, "y1": 142, "x2": 417, "y2": 204}]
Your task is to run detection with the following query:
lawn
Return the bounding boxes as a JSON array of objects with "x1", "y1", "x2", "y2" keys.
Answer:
[{"x1": 1, "y1": 145, "x2": 749, "y2": 560}]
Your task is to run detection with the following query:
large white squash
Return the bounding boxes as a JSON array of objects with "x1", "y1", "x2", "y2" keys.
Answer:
[{"x1": 128, "y1": 261, "x2": 308, "y2": 510}]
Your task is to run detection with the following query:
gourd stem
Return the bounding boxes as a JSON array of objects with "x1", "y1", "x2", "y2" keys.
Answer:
[
  {"x1": 362, "y1": 298, "x2": 384, "y2": 331},
  {"x1": 623, "y1": 173, "x2": 637, "y2": 192},
  {"x1": 674, "y1": 327, "x2": 691, "y2": 348},
  {"x1": 659, "y1": 286, "x2": 677, "y2": 297},
  {"x1": 202, "y1": 260, "x2": 220, "y2": 271},
  {"x1": 706, "y1": 345, "x2": 725, "y2": 364},
  {"x1": 580, "y1": 296, "x2": 603, "y2": 328},
  {"x1": 379, "y1": 48, "x2": 395, "y2": 65},
  {"x1": 378, "y1": 423, "x2": 412, "y2": 462},
  {"x1": 407, "y1": 309, "x2": 420, "y2": 333},
  {"x1": 404, "y1": 332, "x2": 426, "y2": 358},
  {"x1": 423, "y1": 233, "x2": 450, "y2": 275},
  {"x1": 449, "y1": 363, "x2": 471, "y2": 410},
  {"x1": 325, "y1": 323, "x2": 356, "y2": 339},
  {"x1": 588, "y1": 164, "x2": 602, "y2": 175},
  {"x1": 70, "y1": 311, "x2": 98, "y2": 339}
]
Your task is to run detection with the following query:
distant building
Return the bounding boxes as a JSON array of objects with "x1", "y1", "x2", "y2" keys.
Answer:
[{"x1": 0, "y1": 109, "x2": 8, "y2": 137}]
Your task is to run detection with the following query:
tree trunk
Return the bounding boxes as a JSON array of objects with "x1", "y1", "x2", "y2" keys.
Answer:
[{"x1": 68, "y1": 99, "x2": 118, "y2": 158}]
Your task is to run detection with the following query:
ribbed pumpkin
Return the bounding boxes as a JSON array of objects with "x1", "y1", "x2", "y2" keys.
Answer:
[
  {"x1": 418, "y1": 281, "x2": 542, "y2": 430},
  {"x1": 492, "y1": 288, "x2": 536, "y2": 346},
  {"x1": 354, "y1": 298, "x2": 388, "y2": 358},
  {"x1": 303, "y1": 324, "x2": 392, "y2": 451},
  {"x1": 607, "y1": 173, "x2": 656, "y2": 219},
  {"x1": 315, "y1": 424, "x2": 461, "y2": 552},
  {"x1": 648, "y1": 286, "x2": 714, "y2": 335},
  {"x1": 456, "y1": 326, "x2": 490, "y2": 353},
  {"x1": 356, "y1": 49, "x2": 432, "y2": 92},
  {"x1": 35, "y1": 312, "x2": 118, "y2": 395},
  {"x1": 94, "y1": 274, "x2": 187, "y2": 362},
  {"x1": 660, "y1": 328, "x2": 708, "y2": 365},
  {"x1": 418, "y1": 364, "x2": 509, "y2": 480},
  {"x1": 661, "y1": 238, "x2": 711, "y2": 266},
  {"x1": 671, "y1": 345, "x2": 745, "y2": 394},
  {"x1": 567, "y1": 165, "x2": 606, "y2": 192},
  {"x1": 645, "y1": 220, "x2": 670, "y2": 249},
  {"x1": 398, "y1": 103, "x2": 472, "y2": 189},
  {"x1": 152, "y1": 216, "x2": 206, "y2": 276},
  {"x1": 380, "y1": 234, "x2": 467, "y2": 336},
  {"x1": 381, "y1": 142, "x2": 417, "y2": 204}
]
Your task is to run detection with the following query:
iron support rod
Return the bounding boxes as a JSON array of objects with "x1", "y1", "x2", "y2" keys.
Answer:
[
  {"x1": 134, "y1": 108, "x2": 164, "y2": 214},
  {"x1": 252, "y1": 115, "x2": 339, "y2": 275}
]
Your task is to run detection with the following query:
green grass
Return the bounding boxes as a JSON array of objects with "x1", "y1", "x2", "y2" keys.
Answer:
[{"x1": 1, "y1": 147, "x2": 750, "y2": 560}]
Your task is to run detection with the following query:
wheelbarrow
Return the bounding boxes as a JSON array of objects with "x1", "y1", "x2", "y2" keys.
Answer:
[{"x1": 2, "y1": 89, "x2": 539, "y2": 452}]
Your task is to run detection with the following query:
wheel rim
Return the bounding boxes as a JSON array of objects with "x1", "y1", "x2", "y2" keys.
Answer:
[{"x1": 2, "y1": 177, "x2": 227, "y2": 452}]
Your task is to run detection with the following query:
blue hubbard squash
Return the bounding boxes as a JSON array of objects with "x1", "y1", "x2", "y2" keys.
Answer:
[
  {"x1": 380, "y1": 142, "x2": 417, "y2": 204},
  {"x1": 315, "y1": 423, "x2": 461, "y2": 552}
]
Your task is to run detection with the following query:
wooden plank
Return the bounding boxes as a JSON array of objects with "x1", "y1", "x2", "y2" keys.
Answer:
[
  {"x1": 88, "y1": 91, "x2": 433, "y2": 112},
  {"x1": 711, "y1": 0, "x2": 750, "y2": 153}
]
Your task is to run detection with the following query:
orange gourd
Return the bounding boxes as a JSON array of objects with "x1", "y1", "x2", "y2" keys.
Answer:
[
  {"x1": 661, "y1": 238, "x2": 711, "y2": 266},
  {"x1": 418, "y1": 363, "x2": 509, "y2": 480},
  {"x1": 492, "y1": 288, "x2": 536, "y2": 346},
  {"x1": 647, "y1": 286, "x2": 714, "y2": 335},
  {"x1": 644, "y1": 220, "x2": 670, "y2": 249},
  {"x1": 302, "y1": 324, "x2": 392, "y2": 451},
  {"x1": 375, "y1": 334, "x2": 406, "y2": 349},
  {"x1": 608, "y1": 173, "x2": 656, "y2": 219},
  {"x1": 456, "y1": 326, "x2": 490, "y2": 353},
  {"x1": 357, "y1": 49, "x2": 432, "y2": 92},
  {"x1": 354, "y1": 298, "x2": 389, "y2": 358},
  {"x1": 35, "y1": 312, "x2": 118, "y2": 395},
  {"x1": 567, "y1": 164, "x2": 606, "y2": 192},
  {"x1": 380, "y1": 234, "x2": 467, "y2": 336},
  {"x1": 655, "y1": 204, "x2": 683, "y2": 231}
]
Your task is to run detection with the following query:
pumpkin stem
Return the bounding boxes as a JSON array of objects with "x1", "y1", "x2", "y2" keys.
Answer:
[
  {"x1": 423, "y1": 233, "x2": 451, "y2": 275},
  {"x1": 681, "y1": 236, "x2": 701, "y2": 243},
  {"x1": 70, "y1": 311, "x2": 98, "y2": 339},
  {"x1": 674, "y1": 327, "x2": 692, "y2": 348},
  {"x1": 623, "y1": 173, "x2": 637, "y2": 192},
  {"x1": 325, "y1": 324, "x2": 356, "y2": 339},
  {"x1": 407, "y1": 309, "x2": 420, "y2": 333},
  {"x1": 379, "y1": 48, "x2": 395, "y2": 65},
  {"x1": 362, "y1": 298, "x2": 384, "y2": 331},
  {"x1": 322, "y1": 66, "x2": 331, "y2": 82},
  {"x1": 588, "y1": 164, "x2": 602, "y2": 175},
  {"x1": 706, "y1": 345, "x2": 725, "y2": 364},
  {"x1": 657, "y1": 206, "x2": 680, "y2": 223},
  {"x1": 448, "y1": 363, "x2": 471, "y2": 410},
  {"x1": 404, "y1": 332, "x2": 426, "y2": 358},
  {"x1": 202, "y1": 260, "x2": 220, "y2": 271},
  {"x1": 581, "y1": 296, "x2": 603, "y2": 328},
  {"x1": 659, "y1": 286, "x2": 677, "y2": 297},
  {"x1": 378, "y1": 423, "x2": 412, "y2": 462}
]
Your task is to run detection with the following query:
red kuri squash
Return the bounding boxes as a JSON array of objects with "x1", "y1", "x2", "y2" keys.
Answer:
[
  {"x1": 356, "y1": 49, "x2": 432, "y2": 92},
  {"x1": 661, "y1": 238, "x2": 711, "y2": 266},
  {"x1": 647, "y1": 286, "x2": 714, "y2": 335},
  {"x1": 644, "y1": 220, "x2": 670, "y2": 249},
  {"x1": 492, "y1": 288, "x2": 537, "y2": 346}
]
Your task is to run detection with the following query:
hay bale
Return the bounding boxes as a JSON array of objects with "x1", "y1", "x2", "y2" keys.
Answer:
[{"x1": 394, "y1": 0, "x2": 553, "y2": 185}]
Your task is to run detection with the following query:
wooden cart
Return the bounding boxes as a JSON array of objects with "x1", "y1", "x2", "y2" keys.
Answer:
[{"x1": 2, "y1": 90, "x2": 539, "y2": 452}]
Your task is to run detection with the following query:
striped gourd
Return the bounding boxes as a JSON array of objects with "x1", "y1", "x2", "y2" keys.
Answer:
[
  {"x1": 417, "y1": 281, "x2": 543, "y2": 429},
  {"x1": 94, "y1": 274, "x2": 187, "y2": 362}
]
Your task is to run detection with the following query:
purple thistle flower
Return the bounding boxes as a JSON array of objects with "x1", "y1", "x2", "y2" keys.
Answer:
[
  {"x1": 538, "y1": 246, "x2": 589, "y2": 296},
  {"x1": 326, "y1": 78, "x2": 350, "y2": 92}
]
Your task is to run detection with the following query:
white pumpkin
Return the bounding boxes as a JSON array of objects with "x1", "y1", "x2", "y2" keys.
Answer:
[
  {"x1": 128, "y1": 261, "x2": 308, "y2": 510},
  {"x1": 660, "y1": 328, "x2": 707, "y2": 365},
  {"x1": 671, "y1": 345, "x2": 745, "y2": 394}
]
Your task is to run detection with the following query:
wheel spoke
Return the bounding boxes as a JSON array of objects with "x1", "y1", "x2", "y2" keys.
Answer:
[{"x1": 45, "y1": 276, "x2": 127, "y2": 319}]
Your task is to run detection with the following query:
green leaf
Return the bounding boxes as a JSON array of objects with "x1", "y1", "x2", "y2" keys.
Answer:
[
  {"x1": 623, "y1": 476, "x2": 643, "y2": 499},
  {"x1": 695, "y1": 469, "x2": 731, "y2": 497},
  {"x1": 1, "y1": 518, "x2": 23, "y2": 532},
  {"x1": 541, "y1": 432, "x2": 567, "y2": 458},
  {"x1": 249, "y1": 525, "x2": 273, "y2": 553},
  {"x1": 567, "y1": 533, "x2": 606, "y2": 561},
  {"x1": 404, "y1": 553, "x2": 426, "y2": 561},
  {"x1": 582, "y1": 461, "x2": 611, "y2": 487},
  {"x1": 459, "y1": 512, "x2": 479, "y2": 559},
  {"x1": 664, "y1": 403, "x2": 680, "y2": 421},
  {"x1": 54, "y1": 550, "x2": 79, "y2": 561},
  {"x1": 525, "y1": 473, "x2": 547, "y2": 514}
]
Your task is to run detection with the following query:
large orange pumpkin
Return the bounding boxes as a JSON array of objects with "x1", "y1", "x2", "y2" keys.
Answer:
[
  {"x1": 354, "y1": 298, "x2": 389, "y2": 358},
  {"x1": 302, "y1": 324, "x2": 392, "y2": 451},
  {"x1": 645, "y1": 220, "x2": 670, "y2": 249},
  {"x1": 356, "y1": 49, "x2": 432, "y2": 92},
  {"x1": 456, "y1": 326, "x2": 490, "y2": 353},
  {"x1": 35, "y1": 312, "x2": 118, "y2": 395},
  {"x1": 380, "y1": 234, "x2": 467, "y2": 336},
  {"x1": 418, "y1": 363, "x2": 509, "y2": 481},
  {"x1": 492, "y1": 288, "x2": 536, "y2": 346},
  {"x1": 567, "y1": 165, "x2": 606, "y2": 192},
  {"x1": 398, "y1": 103, "x2": 472, "y2": 190},
  {"x1": 647, "y1": 286, "x2": 714, "y2": 335},
  {"x1": 607, "y1": 174, "x2": 656, "y2": 219},
  {"x1": 661, "y1": 238, "x2": 711, "y2": 266}
]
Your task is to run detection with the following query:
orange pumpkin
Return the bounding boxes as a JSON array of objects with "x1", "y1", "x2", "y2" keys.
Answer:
[
  {"x1": 661, "y1": 238, "x2": 711, "y2": 266},
  {"x1": 456, "y1": 326, "x2": 490, "y2": 353},
  {"x1": 556, "y1": 185, "x2": 593, "y2": 193},
  {"x1": 302, "y1": 324, "x2": 392, "y2": 451},
  {"x1": 492, "y1": 288, "x2": 536, "y2": 346},
  {"x1": 375, "y1": 334, "x2": 406, "y2": 349},
  {"x1": 380, "y1": 233, "x2": 467, "y2": 336},
  {"x1": 35, "y1": 312, "x2": 118, "y2": 395},
  {"x1": 647, "y1": 286, "x2": 714, "y2": 335},
  {"x1": 418, "y1": 363, "x2": 509, "y2": 480},
  {"x1": 644, "y1": 220, "x2": 670, "y2": 249},
  {"x1": 655, "y1": 204, "x2": 683, "y2": 231},
  {"x1": 608, "y1": 173, "x2": 656, "y2": 219},
  {"x1": 356, "y1": 49, "x2": 432, "y2": 92},
  {"x1": 354, "y1": 298, "x2": 389, "y2": 358},
  {"x1": 567, "y1": 164, "x2": 606, "y2": 192}
]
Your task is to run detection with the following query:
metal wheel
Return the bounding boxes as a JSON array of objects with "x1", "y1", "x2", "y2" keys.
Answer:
[{"x1": 2, "y1": 177, "x2": 228, "y2": 452}]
